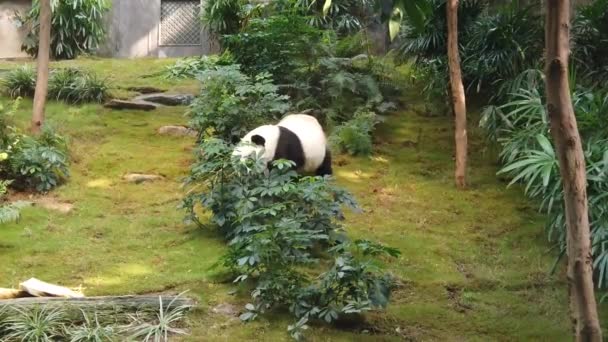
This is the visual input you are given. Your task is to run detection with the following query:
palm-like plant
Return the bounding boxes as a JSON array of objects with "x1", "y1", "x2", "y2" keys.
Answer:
[
  {"x1": 491, "y1": 68, "x2": 608, "y2": 290},
  {"x1": 462, "y1": 2, "x2": 543, "y2": 93},
  {"x1": 571, "y1": 0, "x2": 608, "y2": 86},
  {"x1": 17, "y1": 0, "x2": 111, "y2": 59}
]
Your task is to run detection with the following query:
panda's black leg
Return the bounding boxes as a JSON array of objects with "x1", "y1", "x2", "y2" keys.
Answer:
[{"x1": 315, "y1": 149, "x2": 333, "y2": 176}]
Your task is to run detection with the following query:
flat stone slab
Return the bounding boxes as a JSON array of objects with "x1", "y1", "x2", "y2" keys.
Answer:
[
  {"x1": 134, "y1": 93, "x2": 195, "y2": 106},
  {"x1": 7, "y1": 195, "x2": 73, "y2": 214},
  {"x1": 126, "y1": 86, "x2": 166, "y2": 94},
  {"x1": 123, "y1": 173, "x2": 164, "y2": 184},
  {"x1": 35, "y1": 198, "x2": 74, "y2": 214},
  {"x1": 211, "y1": 303, "x2": 239, "y2": 317},
  {"x1": 158, "y1": 125, "x2": 197, "y2": 137},
  {"x1": 104, "y1": 99, "x2": 158, "y2": 111}
]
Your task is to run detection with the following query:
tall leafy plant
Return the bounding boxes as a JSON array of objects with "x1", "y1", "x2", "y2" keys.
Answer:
[
  {"x1": 490, "y1": 72, "x2": 608, "y2": 291},
  {"x1": 16, "y1": 0, "x2": 111, "y2": 59},
  {"x1": 181, "y1": 138, "x2": 399, "y2": 340},
  {"x1": 463, "y1": 2, "x2": 543, "y2": 93},
  {"x1": 222, "y1": 14, "x2": 324, "y2": 83},
  {"x1": 294, "y1": 0, "x2": 374, "y2": 34},
  {"x1": 188, "y1": 65, "x2": 290, "y2": 143}
]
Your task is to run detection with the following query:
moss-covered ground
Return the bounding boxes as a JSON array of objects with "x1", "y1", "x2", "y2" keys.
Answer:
[{"x1": 0, "y1": 58, "x2": 576, "y2": 340}]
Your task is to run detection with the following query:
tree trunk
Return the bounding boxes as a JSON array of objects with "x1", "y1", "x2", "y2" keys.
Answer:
[
  {"x1": 31, "y1": 0, "x2": 51, "y2": 135},
  {"x1": 446, "y1": 0, "x2": 467, "y2": 189},
  {"x1": 545, "y1": 0, "x2": 602, "y2": 340}
]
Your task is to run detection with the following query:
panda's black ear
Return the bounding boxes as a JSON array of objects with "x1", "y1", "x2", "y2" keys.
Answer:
[{"x1": 251, "y1": 135, "x2": 266, "y2": 146}]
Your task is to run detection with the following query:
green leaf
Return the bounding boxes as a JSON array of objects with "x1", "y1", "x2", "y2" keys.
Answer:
[
  {"x1": 388, "y1": 5, "x2": 403, "y2": 41},
  {"x1": 536, "y1": 134, "x2": 555, "y2": 156},
  {"x1": 322, "y1": 0, "x2": 332, "y2": 16}
]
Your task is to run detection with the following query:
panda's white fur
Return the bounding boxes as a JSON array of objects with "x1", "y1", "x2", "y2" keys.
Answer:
[
  {"x1": 233, "y1": 114, "x2": 328, "y2": 174},
  {"x1": 234, "y1": 124, "x2": 281, "y2": 165},
  {"x1": 278, "y1": 114, "x2": 327, "y2": 173}
]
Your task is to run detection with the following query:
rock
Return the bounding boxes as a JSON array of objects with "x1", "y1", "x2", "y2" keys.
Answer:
[
  {"x1": 158, "y1": 125, "x2": 197, "y2": 137},
  {"x1": 211, "y1": 303, "x2": 240, "y2": 317},
  {"x1": 126, "y1": 86, "x2": 166, "y2": 94},
  {"x1": 134, "y1": 93, "x2": 195, "y2": 106},
  {"x1": 123, "y1": 173, "x2": 164, "y2": 184},
  {"x1": 35, "y1": 198, "x2": 74, "y2": 214},
  {"x1": 104, "y1": 99, "x2": 158, "y2": 111},
  {"x1": 351, "y1": 54, "x2": 369, "y2": 63},
  {"x1": 10, "y1": 196, "x2": 73, "y2": 214}
]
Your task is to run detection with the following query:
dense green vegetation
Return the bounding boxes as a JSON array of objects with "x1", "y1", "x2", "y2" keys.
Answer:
[
  {"x1": 2, "y1": 0, "x2": 608, "y2": 339},
  {"x1": 0, "y1": 57, "x2": 574, "y2": 340},
  {"x1": 399, "y1": 0, "x2": 608, "y2": 295},
  {"x1": 2, "y1": 66, "x2": 109, "y2": 104}
]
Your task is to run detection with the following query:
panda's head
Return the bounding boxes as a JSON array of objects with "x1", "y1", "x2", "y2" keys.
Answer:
[{"x1": 232, "y1": 125, "x2": 280, "y2": 164}]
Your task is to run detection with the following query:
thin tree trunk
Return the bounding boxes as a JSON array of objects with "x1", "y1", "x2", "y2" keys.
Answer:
[
  {"x1": 545, "y1": 0, "x2": 602, "y2": 340},
  {"x1": 446, "y1": 0, "x2": 467, "y2": 189},
  {"x1": 31, "y1": 0, "x2": 51, "y2": 135}
]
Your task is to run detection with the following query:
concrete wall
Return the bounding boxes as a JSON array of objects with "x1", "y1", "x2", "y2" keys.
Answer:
[
  {"x1": 0, "y1": 0, "x2": 30, "y2": 59},
  {"x1": 99, "y1": 0, "x2": 218, "y2": 58}
]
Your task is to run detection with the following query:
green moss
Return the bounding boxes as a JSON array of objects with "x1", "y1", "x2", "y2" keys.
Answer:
[{"x1": 0, "y1": 57, "x2": 578, "y2": 340}]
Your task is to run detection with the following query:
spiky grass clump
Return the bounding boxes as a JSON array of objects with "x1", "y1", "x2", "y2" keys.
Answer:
[
  {"x1": 49, "y1": 68, "x2": 109, "y2": 104},
  {"x1": 2, "y1": 306, "x2": 67, "y2": 342},
  {"x1": 65, "y1": 310, "x2": 117, "y2": 342},
  {"x1": 1, "y1": 66, "x2": 36, "y2": 98},
  {"x1": 124, "y1": 295, "x2": 191, "y2": 342},
  {"x1": 1, "y1": 66, "x2": 108, "y2": 104}
]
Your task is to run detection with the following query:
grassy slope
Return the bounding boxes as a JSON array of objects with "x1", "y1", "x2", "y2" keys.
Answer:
[{"x1": 0, "y1": 58, "x2": 572, "y2": 341}]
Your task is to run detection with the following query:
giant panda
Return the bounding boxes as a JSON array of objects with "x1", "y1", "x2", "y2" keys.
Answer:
[{"x1": 232, "y1": 114, "x2": 332, "y2": 176}]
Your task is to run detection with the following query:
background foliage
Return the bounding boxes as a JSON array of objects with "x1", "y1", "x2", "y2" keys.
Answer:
[{"x1": 15, "y1": 0, "x2": 111, "y2": 59}]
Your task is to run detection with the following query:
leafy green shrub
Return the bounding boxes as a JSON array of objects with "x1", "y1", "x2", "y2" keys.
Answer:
[
  {"x1": 201, "y1": 0, "x2": 249, "y2": 36},
  {"x1": 16, "y1": 0, "x2": 111, "y2": 59},
  {"x1": 222, "y1": 15, "x2": 324, "y2": 83},
  {"x1": 7, "y1": 127, "x2": 70, "y2": 193},
  {"x1": 294, "y1": 0, "x2": 373, "y2": 34},
  {"x1": 297, "y1": 56, "x2": 387, "y2": 126},
  {"x1": 163, "y1": 53, "x2": 235, "y2": 79},
  {"x1": 189, "y1": 65, "x2": 290, "y2": 142},
  {"x1": 330, "y1": 109, "x2": 379, "y2": 156},
  {"x1": 48, "y1": 68, "x2": 109, "y2": 104},
  {"x1": 182, "y1": 138, "x2": 398, "y2": 339},
  {"x1": 1, "y1": 66, "x2": 36, "y2": 98}
]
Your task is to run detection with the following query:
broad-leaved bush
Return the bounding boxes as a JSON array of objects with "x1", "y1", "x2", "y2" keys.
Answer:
[
  {"x1": 182, "y1": 138, "x2": 399, "y2": 339},
  {"x1": 188, "y1": 65, "x2": 290, "y2": 143}
]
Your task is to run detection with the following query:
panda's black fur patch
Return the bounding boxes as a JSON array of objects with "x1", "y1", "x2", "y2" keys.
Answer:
[
  {"x1": 316, "y1": 149, "x2": 333, "y2": 176},
  {"x1": 251, "y1": 135, "x2": 266, "y2": 146},
  {"x1": 272, "y1": 126, "x2": 306, "y2": 170}
]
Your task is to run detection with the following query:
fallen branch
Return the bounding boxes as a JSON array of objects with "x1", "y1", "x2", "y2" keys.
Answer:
[{"x1": 0, "y1": 295, "x2": 196, "y2": 311}]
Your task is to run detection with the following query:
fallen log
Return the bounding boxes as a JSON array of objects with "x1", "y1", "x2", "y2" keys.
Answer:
[
  {"x1": 0, "y1": 295, "x2": 196, "y2": 311},
  {"x1": 0, "y1": 288, "x2": 29, "y2": 300},
  {"x1": 20, "y1": 278, "x2": 84, "y2": 298}
]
